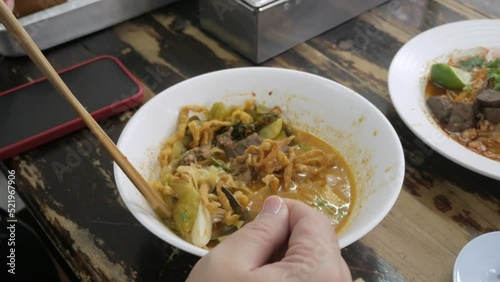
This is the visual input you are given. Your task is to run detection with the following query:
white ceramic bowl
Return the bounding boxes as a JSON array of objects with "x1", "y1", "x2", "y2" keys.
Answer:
[
  {"x1": 454, "y1": 231, "x2": 500, "y2": 282},
  {"x1": 114, "y1": 67, "x2": 405, "y2": 257}
]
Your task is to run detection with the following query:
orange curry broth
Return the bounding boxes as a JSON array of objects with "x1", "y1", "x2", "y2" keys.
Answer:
[{"x1": 243, "y1": 128, "x2": 356, "y2": 233}]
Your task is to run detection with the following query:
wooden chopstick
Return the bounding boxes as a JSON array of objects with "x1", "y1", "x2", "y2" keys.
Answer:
[{"x1": 0, "y1": 1, "x2": 171, "y2": 218}]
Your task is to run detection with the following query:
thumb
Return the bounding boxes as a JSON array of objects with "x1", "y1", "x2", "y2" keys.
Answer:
[
  {"x1": 5, "y1": 0, "x2": 15, "y2": 11},
  {"x1": 210, "y1": 196, "x2": 290, "y2": 270}
]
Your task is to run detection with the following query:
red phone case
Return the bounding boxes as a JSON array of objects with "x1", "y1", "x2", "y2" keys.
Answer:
[{"x1": 0, "y1": 56, "x2": 143, "y2": 160}]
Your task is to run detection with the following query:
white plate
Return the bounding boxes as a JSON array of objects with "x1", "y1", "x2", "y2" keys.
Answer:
[
  {"x1": 454, "y1": 231, "x2": 500, "y2": 282},
  {"x1": 388, "y1": 19, "x2": 500, "y2": 180}
]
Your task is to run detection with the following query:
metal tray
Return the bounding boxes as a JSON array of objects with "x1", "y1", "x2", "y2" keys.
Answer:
[
  {"x1": 0, "y1": 0, "x2": 177, "y2": 57},
  {"x1": 200, "y1": 0, "x2": 388, "y2": 63}
]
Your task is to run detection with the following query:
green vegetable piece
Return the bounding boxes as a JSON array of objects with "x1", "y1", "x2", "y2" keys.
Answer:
[
  {"x1": 274, "y1": 130, "x2": 287, "y2": 140},
  {"x1": 486, "y1": 58, "x2": 500, "y2": 68},
  {"x1": 463, "y1": 84, "x2": 473, "y2": 93},
  {"x1": 430, "y1": 63, "x2": 471, "y2": 89},
  {"x1": 458, "y1": 56, "x2": 486, "y2": 71},
  {"x1": 231, "y1": 122, "x2": 255, "y2": 140},
  {"x1": 258, "y1": 118, "x2": 283, "y2": 139},
  {"x1": 210, "y1": 157, "x2": 232, "y2": 171},
  {"x1": 488, "y1": 68, "x2": 500, "y2": 91},
  {"x1": 170, "y1": 177, "x2": 201, "y2": 238},
  {"x1": 171, "y1": 140, "x2": 187, "y2": 161},
  {"x1": 159, "y1": 166, "x2": 173, "y2": 184},
  {"x1": 208, "y1": 102, "x2": 228, "y2": 120},
  {"x1": 255, "y1": 104, "x2": 271, "y2": 114},
  {"x1": 298, "y1": 143, "x2": 311, "y2": 151}
]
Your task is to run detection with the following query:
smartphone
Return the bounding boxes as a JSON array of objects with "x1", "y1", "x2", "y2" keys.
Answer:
[{"x1": 0, "y1": 56, "x2": 143, "y2": 160}]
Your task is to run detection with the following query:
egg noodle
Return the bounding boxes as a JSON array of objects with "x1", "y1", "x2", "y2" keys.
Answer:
[{"x1": 151, "y1": 99, "x2": 355, "y2": 248}]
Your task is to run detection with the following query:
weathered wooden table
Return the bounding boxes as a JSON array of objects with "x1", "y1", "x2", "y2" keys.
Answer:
[{"x1": 1, "y1": 0, "x2": 499, "y2": 281}]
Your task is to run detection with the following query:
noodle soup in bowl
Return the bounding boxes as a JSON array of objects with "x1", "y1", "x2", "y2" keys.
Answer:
[{"x1": 114, "y1": 67, "x2": 405, "y2": 257}]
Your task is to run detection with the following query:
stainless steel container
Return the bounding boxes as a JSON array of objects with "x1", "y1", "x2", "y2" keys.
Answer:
[
  {"x1": 200, "y1": 0, "x2": 388, "y2": 63},
  {"x1": 0, "y1": 0, "x2": 177, "y2": 57}
]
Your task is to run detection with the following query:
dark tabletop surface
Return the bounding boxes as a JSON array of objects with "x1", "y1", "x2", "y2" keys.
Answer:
[{"x1": 1, "y1": 0, "x2": 499, "y2": 281}]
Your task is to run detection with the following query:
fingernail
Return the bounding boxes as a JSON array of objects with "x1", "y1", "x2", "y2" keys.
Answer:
[{"x1": 260, "y1": 196, "x2": 283, "y2": 216}]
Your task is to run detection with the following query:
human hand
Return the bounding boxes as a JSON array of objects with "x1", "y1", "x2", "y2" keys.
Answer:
[
  {"x1": 4, "y1": 0, "x2": 15, "y2": 11},
  {"x1": 187, "y1": 196, "x2": 352, "y2": 282}
]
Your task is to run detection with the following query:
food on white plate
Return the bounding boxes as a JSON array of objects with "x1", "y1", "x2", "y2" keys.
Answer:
[{"x1": 426, "y1": 48, "x2": 500, "y2": 161}]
